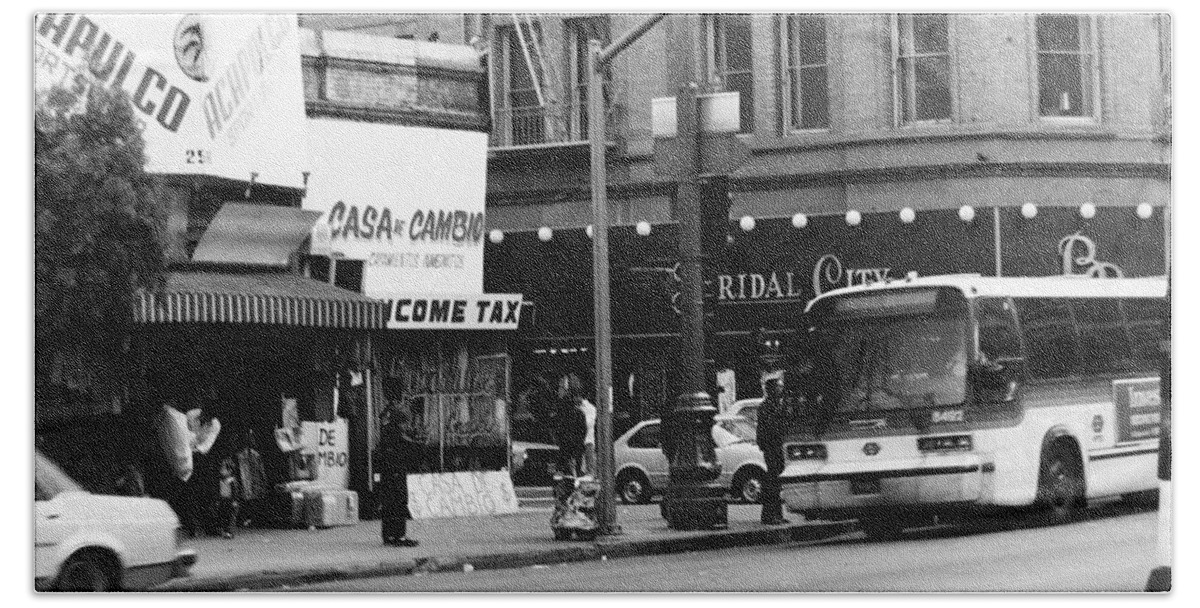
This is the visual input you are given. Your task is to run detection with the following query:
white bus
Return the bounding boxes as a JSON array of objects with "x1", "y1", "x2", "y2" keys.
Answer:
[{"x1": 777, "y1": 273, "x2": 1167, "y2": 539}]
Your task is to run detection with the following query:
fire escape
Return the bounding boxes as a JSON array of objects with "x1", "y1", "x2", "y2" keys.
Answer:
[{"x1": 488, "y1": 14, "x2": 611, "y2": 148}]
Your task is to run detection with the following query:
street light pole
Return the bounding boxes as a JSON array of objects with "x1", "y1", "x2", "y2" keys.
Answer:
[
  {"x1": 659, "y1": 15, "x2": 727, "y2": 531},
  {"x1": 589, "y1": 14, "x2": 666, "y2": 537}
]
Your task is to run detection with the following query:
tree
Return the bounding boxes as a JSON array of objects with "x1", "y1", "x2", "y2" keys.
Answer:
[{"x1": 34, "y1": 84, "x2": 167, "y2": 406}]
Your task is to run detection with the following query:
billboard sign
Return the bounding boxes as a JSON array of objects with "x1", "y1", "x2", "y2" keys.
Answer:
[
  {"x1": 380, "y1": 294, "x2": 523, "y2": 330},
  {"x1": 304, "y1": 118, "x2": 490, "y2": 296},
  {"x1": 1113, "y1": 377, "x2": 1162, "y2": 443},
  {"x1": 34, "y1": 13, "x2": 308, "y2": 189}
]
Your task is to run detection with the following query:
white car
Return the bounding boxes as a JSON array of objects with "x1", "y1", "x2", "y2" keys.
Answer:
[
  {"x1": 614, "y1": 415, "x2": 768, "y2": 504},
  {"x1": 35, "y1": 451, "x2": 197, "y2": 591},
  {"x1": 730, "y1": 398, "x2": 762, "y2": 423}
]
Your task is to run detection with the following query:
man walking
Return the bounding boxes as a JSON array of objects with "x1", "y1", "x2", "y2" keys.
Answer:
[{"x1": 756, "y1": 371, "x2": 788, "y2": 525}]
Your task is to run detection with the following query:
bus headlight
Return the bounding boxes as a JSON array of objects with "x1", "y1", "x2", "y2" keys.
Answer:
[
  {"x1": 918, "y1": 435, "x2": 973, "y2": 452},
  {"x1": 786, "y1": 443, "x2": 828, "y2": 460}
]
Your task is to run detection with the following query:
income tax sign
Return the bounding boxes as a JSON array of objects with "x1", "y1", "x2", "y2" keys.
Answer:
[{"x1": 35, "y1": 13, "x2": 307, "y2": 189}]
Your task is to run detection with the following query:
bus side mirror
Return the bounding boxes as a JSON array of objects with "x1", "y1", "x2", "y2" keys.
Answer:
[{"x1": 971, "y1": 357, "x2": 1024, "y2": 403}]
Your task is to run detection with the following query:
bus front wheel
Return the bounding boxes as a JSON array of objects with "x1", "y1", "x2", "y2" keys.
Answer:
[{"x1": 1036, "y1": 445, "x2": 1085, "y2": 525}]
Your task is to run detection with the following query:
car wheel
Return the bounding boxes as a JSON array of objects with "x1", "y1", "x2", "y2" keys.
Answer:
[
  {"x1": 616, "y1": 469, "x2": 651, "y2": 504},
  {"x1": 57, "y1": 551, "x2": 116, "y2": 592},
  {"x1": 1035, "y1": 444, "x2": 1085, "y2": 525},
  {"x1": 733, "y1": 468, "x2": 765, "y2": 504}
]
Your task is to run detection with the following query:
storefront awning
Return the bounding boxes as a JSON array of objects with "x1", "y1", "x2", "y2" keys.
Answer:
[
  {"x1": 191, "y1": 203, "x2": 322, "y2": 267},
  {"x1": 134, "y1": 271, "x2": 387, "y2": 329}
]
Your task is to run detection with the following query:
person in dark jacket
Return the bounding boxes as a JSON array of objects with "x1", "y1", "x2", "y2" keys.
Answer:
[
  {"x1": 756, "y1": 371, "x2": 789, "y2": 525},
  {"x1": 552, "y1": 377, "x2": 588, "y2": 477},
  {"x1": 378, "y1": 407, "x2": 421, "y2": 547}
]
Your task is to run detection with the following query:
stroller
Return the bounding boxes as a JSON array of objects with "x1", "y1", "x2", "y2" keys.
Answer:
[{"x1": 550, "y1": 475, "x2": 599, "y2": 541}]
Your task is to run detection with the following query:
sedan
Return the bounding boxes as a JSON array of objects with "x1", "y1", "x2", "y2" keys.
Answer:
[
  {"x1": 35, "y1": 450, "x2": 196, "y2": 591},
  {"x1": 614, "y1": 415, "x2": 767, "y2": 504}
]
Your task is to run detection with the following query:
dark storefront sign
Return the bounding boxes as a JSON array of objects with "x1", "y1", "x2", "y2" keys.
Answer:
[{"x1": 485, "y1": 205, "x2": 1166, "y2": 343}]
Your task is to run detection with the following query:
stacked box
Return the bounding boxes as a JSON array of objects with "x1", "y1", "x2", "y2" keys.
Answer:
[{"x1": 303, "y1": 488, "x2": 359, "y2": 528}]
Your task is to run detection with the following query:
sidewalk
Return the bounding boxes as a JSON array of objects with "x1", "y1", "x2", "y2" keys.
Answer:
[{"x1": 158, "y1": 504, "x2": 849, "y2": 591}]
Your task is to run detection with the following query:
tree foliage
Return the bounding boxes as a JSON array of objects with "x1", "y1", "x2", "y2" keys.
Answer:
[{"x1": 35, "y1": 84, "x2": 167, "y2": 389}]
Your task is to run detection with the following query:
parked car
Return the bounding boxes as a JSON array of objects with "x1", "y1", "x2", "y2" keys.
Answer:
[
  {"x1": 614, "y1": 415, "x2": 767, "y2": 505},
  {"x1": 730, "y1": 398, "x2": 762, "y2": 424},
  {"x1": 35, "y1": 450, "x2": 197, "y2": 591}
]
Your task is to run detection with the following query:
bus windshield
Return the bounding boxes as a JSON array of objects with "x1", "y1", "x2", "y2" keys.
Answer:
[{"x1": 816, "y1": 313, "x2": 969, "y2": 412}]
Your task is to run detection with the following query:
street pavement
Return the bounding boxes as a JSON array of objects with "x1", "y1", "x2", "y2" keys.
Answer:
[
  {"x1": 158, "y1": 502, "x2": 847, "y2": 591},
  {"x1": 293, "y1": 501, "x2": 1158, "y2": 592}
]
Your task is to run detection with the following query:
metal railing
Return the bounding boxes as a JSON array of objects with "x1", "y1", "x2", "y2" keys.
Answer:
[{"x1": 490, "y1": 97, "x2": 617, "y2": 148}]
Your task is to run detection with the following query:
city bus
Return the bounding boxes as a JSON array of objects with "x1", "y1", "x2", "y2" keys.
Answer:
[{"x1": 776, "y1": 273, "x2": 1168, "y2": 539}]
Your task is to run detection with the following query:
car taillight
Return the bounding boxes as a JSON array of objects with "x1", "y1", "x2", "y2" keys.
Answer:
[
  {"x1": 786, "y1": 443, "x2": 827, "y2": 460},
  {"x1": 918, "y1": 435, "x2": 973, "y2": 452}
]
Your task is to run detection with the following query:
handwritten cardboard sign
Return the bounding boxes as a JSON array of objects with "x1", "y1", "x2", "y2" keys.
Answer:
[
  {"x1": 407, "y1": 471, "x2": 519, "y2": 519},
  {"x1": 300, "y1": 418, "x2": 349, "y2": 488}
]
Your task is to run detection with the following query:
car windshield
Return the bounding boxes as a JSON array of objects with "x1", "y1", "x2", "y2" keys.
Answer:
[
  {"x1": 713, "y1": 418, "x2": 756, "y2": 445},
  {"x1": 817, "y1": 313, "x2": 969, "y2": 412},
  {"x1": 35, "y1": 450, "x2": 83, "y2": 501}
]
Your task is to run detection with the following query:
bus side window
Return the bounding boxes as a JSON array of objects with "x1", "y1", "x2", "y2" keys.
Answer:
[
  {"x1": 1124, "y1": 298, "x2": 1166, "y2": 374},
  {"x1": 976, "y1": 297, "x2": 1021, "y2": 361},
  {"x1": 1072, "y1": 298, "x2": 1134, "y2": 374},
  {"x1": 1015, "y1": 298, "x2": 1082, "y2": 380}
]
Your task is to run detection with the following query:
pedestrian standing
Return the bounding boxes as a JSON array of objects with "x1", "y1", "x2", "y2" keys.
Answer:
[
  {"x1": 757, "y1": 371, "x2": 789, "y2": 525},
  {"x1": 378, "y1": 407, "x2": 420, "y2": 547},
  {"x1": 572, "y1": 377, "x2": 597, "y2": 476},
  {"x1": 553, "y1": 376, "x2": 587, "y2": 477}
]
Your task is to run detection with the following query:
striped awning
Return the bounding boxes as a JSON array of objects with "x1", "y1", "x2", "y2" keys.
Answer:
[{"x1": 134, "y1": 271, "x2": 387, "y2": 329}]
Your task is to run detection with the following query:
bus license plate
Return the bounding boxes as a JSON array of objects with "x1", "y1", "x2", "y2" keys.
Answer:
[{"x1": 850, "y1": 478, "x2": 881, "y2": 495}]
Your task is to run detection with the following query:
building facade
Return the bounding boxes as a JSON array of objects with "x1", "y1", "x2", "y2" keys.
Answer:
[
  {"x1": 467, "y1": 13, "x2": 1171, "y2": 436},
  {"x1": 35, "y1": 15, "x2": 503, "y2": 515}
]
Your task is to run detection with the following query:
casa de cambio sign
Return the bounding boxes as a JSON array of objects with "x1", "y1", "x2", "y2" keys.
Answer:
[{"x1": 304, "y1": 117, "x2": 498, "y2": 304}]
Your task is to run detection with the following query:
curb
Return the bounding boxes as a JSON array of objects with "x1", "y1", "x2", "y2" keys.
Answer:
[{"x1": 156, "y1": 521, "x2": 850, "y2": 591}]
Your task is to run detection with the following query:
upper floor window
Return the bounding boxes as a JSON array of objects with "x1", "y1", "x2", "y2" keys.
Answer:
[
  {"x1": 784, "y1": 15, "x2": 829, "y2": 131},
  {"x1": 1036, "y1": 14, "x2": 1098, "y2": 119},
  {"x1": 566, "y1": 17, "x2": 611, "y2": 140},
  {"x1": 893, "y1": 14, "x2": 952, "y2": 125},
  {"x1": 707, "y1": 14, "x2": 754, "y2": 133}
]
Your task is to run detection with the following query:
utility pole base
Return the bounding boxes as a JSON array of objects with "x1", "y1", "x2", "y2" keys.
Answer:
[{"x1": 661, "y1": 484, "x2": 728, "y2": 531}]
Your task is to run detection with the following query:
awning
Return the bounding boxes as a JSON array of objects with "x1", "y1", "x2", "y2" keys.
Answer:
[
  {"x1": 191, "y1": 203, "x2": 322, "y2": 267},
  {"x1": 134, "y1": 271, "x2": 387, "y2": 329}
]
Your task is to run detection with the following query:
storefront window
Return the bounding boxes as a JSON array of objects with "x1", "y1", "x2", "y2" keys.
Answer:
[{"x1": 380, "y1": 342, "x2": 511, "y2": 472}]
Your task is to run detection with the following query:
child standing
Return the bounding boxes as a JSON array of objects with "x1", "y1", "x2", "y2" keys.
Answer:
[{"x1": 217, "y1": 459, "x2": 240, "y2": 539}]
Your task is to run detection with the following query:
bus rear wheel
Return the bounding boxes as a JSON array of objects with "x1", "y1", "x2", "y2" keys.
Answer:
[{"x1": 1036, "y1": 445, "x2": 1085, "y2": 525}]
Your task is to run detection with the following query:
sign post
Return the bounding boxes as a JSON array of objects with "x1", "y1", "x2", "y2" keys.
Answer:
[{"x1": 588, "y1": 14, "x2": 666, "y2": 537}]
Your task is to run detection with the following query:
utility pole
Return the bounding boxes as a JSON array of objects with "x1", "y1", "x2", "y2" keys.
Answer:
[{"x1": 589, "y1": 13, "x2": 666, "y2": 537}]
